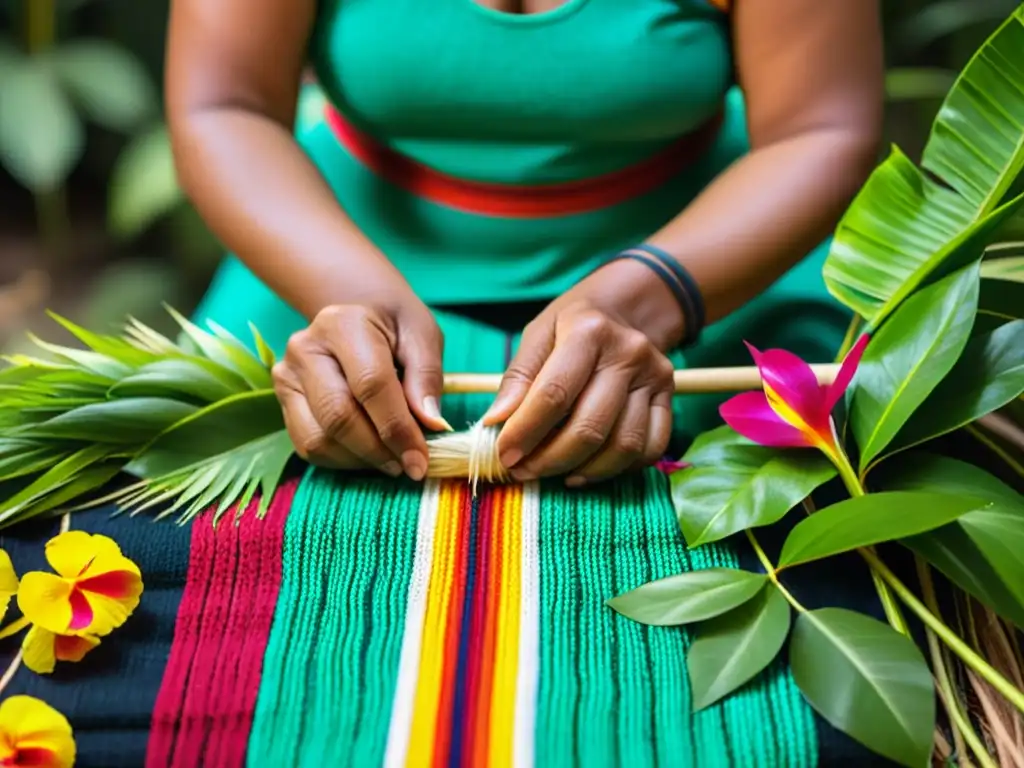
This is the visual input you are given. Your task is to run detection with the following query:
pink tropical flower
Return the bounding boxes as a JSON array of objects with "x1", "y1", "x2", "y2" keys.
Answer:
[{"x1": 719, "y1": 334, "x2": 870, "y2": 461}]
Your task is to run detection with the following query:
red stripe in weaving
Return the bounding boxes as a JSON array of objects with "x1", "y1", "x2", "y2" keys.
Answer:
[
  {"x1": 324, "y1": 106, "x2": 724, "y2": 218},
  {"x1": 431, "y1": 485, "x2": 473, "y2": 767},
  {"x1": 458, "y1": 488, "x2": 496, "y2": 765},
  {"x1": 145, "y1": 480, "x2": 297, "y2": 768}
]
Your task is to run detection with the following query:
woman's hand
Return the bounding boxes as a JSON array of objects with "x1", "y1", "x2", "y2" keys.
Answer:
[
  {"x1": 482, "y1": 259, "x2": 684, "y2": 487},
  {"x1": 272, "y1": 298, "x2": 450, "y2": 480}
]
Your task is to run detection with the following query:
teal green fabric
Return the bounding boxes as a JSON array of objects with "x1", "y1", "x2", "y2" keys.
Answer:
[{"x1": 536, "y1": 474, "x2": 818, "y2": 768}]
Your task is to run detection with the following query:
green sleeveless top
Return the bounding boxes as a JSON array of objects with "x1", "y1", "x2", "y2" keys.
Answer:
[
  {"x1": 197, "y1": 0, "x2": 759, "y2": 334},
  {"x1": 304, "y1": 0, "x2": 742, "y2": 304}
]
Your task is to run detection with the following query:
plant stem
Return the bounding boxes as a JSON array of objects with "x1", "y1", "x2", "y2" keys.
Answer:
[
  {"x1": 917, "y1": 557, "x2": 994, "y2": 768},
  {"x1": 830, "y1": 446, "x2": 911, "y2": 634},
  {"x1": 746, "y1": 530, "x2": 808, "y2": 613},
  {"x1": 836, "y1": 314, "x2": 863, "y2": 361},
  {"x1": 35, "y1": 187, "x2": 70, "y2": 266},
  {"x1": 0, "y1": 651, "x2": 23, "y2": 696},
  {"x1": 864, "y1": 548, "x2": 1024, "y2": 715},
  {"x1": 25, "y1": 0, "x2": 55, "y2": 54},
  {"x1": 967, "y1": 423, "x2": 1024, "y2": 480}
]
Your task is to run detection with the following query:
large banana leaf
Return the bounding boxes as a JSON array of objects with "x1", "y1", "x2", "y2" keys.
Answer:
[{"x1": 824, "y1": 6, "x2": 1024, "y2": 327}]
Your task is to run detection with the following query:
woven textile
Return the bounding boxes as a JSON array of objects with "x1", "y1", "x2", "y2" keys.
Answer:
[
  {"x1": 0, "y1": 471, "x2": 896, "y2": 767},
  {"x1": 143, "y1": 471, "x2": 818, "y2": 768}
]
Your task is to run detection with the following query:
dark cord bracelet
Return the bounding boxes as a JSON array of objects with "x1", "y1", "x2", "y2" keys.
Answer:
[{"x1": 617, "y1": 244, "x2": 705, "y2": 348}]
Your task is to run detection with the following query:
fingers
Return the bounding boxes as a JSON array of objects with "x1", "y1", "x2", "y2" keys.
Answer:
[
  {"x1": 481, "y1": 319, "x2": 554, "y2": 427},
  {"x1": 294, "y1": 350, "x2": 398, "y2": 471},
  {"x1": 316, "y1": 307, "x2": 429, "y2": 480},
  {"x1": 509, "y1": 369, "x2": 631, "y2": 481},
  {"x1": 566, "y1": 387, "x2": 651, "y2": 486},
  {"x1": 272, "y1": 363, "x2": 394, "y2": 474},
  {"x1": 644, "y1": 389, "x2": 674, "y2": 465},
  {"x1": 496, "y1": 337, "x2": 600, "y2": 468},
  {"x1": 394, "y1": 317, "x2": 451, "y2": 433}
]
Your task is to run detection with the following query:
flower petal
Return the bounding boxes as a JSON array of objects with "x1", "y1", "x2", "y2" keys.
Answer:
[
  {"x1": 54, "y1": 632, "x2": 100, "y2": 663},
  {"x1": 824, "y1": 333, "x2": 870, "y2": 412},
  {"x1": 76, "y1": 570, "x2": 143, "y2": 601},
  {"x1": 44, "y1": 531, "x2": 123, "y2": 579},
  {"x1": 67, "y1": 589, "x2": 93, "y2": 632},
  {"x1": 78, "y1": 590, "x2": 138, "y2": 637},
  {"x1": 745, "y1": 342, "x2": 827, "y2": 429},
  {"x1": 17, "y1": 574, "x2": 74, "y2": 634},
  {"x1": 0, "y1": 695, "x2": 75, "y2": 768},
  {"x1": 720, "y1": 391, "x2": 815, "y2": 448},
  {"x1": 0, "y1": 548, "x2": 19, "y2": 597},
  {"x1": 21, "y1": 626, "x2": 58, "y2": 675}
]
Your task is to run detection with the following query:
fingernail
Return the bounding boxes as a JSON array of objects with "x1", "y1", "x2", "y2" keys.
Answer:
[
  {"x1": 565, "y1": 475, "x2": 587, "y2": 488},
  {"x1": 381, "y1": 461, "x2": 403, "y2": 478},
  {"x1": 423, "y1": 396, "x2": 454, "y2": 432},
  {"x1": 500, "y1": 448, "x2": 523, "y2": 468},
  {"x1": 402, "y1": 450, "x2": 427, "y2": 481},
  {"x1": 511, "y1": 468, "x2": 535, "y2": 482}
]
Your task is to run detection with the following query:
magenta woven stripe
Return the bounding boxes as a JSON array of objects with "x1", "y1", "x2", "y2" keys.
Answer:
[{"x1": 145, "y1": 480, "x2": 297, "y2": 768}]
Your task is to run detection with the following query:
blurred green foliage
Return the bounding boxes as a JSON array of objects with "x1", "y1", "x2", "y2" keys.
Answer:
[{"x1": 0, "y1": 0, "x2": 1021, "y2": 336}]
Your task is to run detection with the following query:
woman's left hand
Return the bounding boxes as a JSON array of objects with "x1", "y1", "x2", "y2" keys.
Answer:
[{"x1": 482, "y1": 258, "x2": 684, "y2": 487}]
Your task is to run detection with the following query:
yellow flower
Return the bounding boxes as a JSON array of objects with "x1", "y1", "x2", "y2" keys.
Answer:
[
  {"x1": 0, "y1": 695, "x2": 75, "y2": 768},
  {"x1": 0, "y1": 550, "x2": 18, "y2": 622},
  {"x1": 21, "y1": 626, "x2": 101, "y2": 675},
  {"x1": 17, "y1": 531, "x2": 143, "y2": 637}
]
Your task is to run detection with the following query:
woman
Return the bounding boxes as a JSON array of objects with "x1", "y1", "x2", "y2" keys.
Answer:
[{"x1": 166, "y1": 0, "x2": 883, "y2": 486}]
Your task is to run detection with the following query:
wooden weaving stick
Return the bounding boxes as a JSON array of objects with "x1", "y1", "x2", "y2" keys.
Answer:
[{"x1": 441, "y1": 363, "x2": 841, "y2": 395}]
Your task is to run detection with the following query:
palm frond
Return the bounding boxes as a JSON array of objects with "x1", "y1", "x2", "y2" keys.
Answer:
[
  {"x1": 823, "y1": 7, "x2": 1024, "y2": 327},
  {"x1": 0, "y1": 309, "x2": 291, "y2": 528}
]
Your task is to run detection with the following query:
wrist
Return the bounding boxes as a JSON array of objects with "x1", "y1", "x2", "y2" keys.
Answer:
[{"x1": 573, "y1": 258, "x2": 686, "y2": 352}]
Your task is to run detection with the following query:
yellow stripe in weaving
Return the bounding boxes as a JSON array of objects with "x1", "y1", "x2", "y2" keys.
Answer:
[
  {"x1": 487, "y1": 483, "x2": 522, "y2": 768},
  {"x1": 405, "y1": 481, "x2": 463, "y2": 766}
]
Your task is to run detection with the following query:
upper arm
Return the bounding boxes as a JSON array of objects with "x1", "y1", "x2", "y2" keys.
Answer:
[
  {"x1": 732, "y1": 0, "x2": 884, "y2": 152},
  {"x1": 165, "y1": 0, "x2": 316, "y2": 129}
]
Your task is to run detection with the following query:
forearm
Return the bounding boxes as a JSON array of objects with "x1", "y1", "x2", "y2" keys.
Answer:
[
  {"x1": 170, "y1": 107, "x2": 411, "y2": 319},
  {"x1": 646, "y1": 126, "x2": 878, "y2": 325}
]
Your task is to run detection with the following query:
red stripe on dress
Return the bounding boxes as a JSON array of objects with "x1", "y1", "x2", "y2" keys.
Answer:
[
  {"x1": 145, "y1": 480, "x2": 297, "y2": 768},
  {"x1": 325, "y1": 106, "x2": 723, "y2": 218}
]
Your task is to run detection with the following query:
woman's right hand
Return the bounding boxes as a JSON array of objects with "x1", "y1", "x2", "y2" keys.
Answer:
[{"x1": 271, "y1": 299, "x2": 449, "y2": 481}]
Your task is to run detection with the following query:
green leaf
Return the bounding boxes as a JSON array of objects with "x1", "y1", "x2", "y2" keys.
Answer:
[
  {"x1": 166, "y1": 307, "x2": 272, "y2": 389},
  {"x1": 0, "y1": 57, "x2": 84, "y2": 192},
  {"x1": 606, "y1": 569, "x2": 766, "y2": 627},
  {"x1": 982, "y1": 254, "x2": 1024, "y2": 282},
  {"x1": 672, "y1": 426, "x2": 836, "y2": 546},
  {"x1": 777, "y1": 491, "x2": 989, "y2": 568},
  {"x1": 103, "y1": 429, "x2": 294, "y2": 523},
  {"x1": 125, "y1": 390, "x2": 284, "y2": 478},
  {"x1": 48, "y1": 40, "x2": 155, "y2": 132},
  {"x1": 25, "y1": 398, "x2": 198, "y2": 444},
  {"x1": 110, "y1": 359, "x2": 240, "y2": 404},
  {"x1": 0, "y1": 445, "x2": 111, "y2": 523},
  {"x1": 889, "y1": 319, "x2": 1024, "y2": 452},
  {"x1": 851, "y1": 264, "x2": 979, "y2": 470},
  {"x1": 45, "y1": 312, "x2": 159, "y2": 368},
  {"x1": 885, "y1": 68, "x2": 957, "y2": 101},
  {"x1": 791, "y1": 608, "x2": 935, "y2": 768},
  {"x1": 979, "y1": 277, "x2": 1024, "y2": 323},
  {"x1": 108, "y1": 125, "x2": 182, "y2": 238},
  {"x1": 4, "y1": 463, "x2": 121, "y2": 526},
  {"x1": 687, "y1": 584, "x2": 791, "y2": 711},
  {"x1": 823, "y1": 7, "x2": 1024, "y2": 325}
]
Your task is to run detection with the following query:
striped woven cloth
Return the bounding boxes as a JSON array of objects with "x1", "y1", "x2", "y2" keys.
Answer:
[{"x1": 0, "y1": 469, "x2": 891, "y2": 767}]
